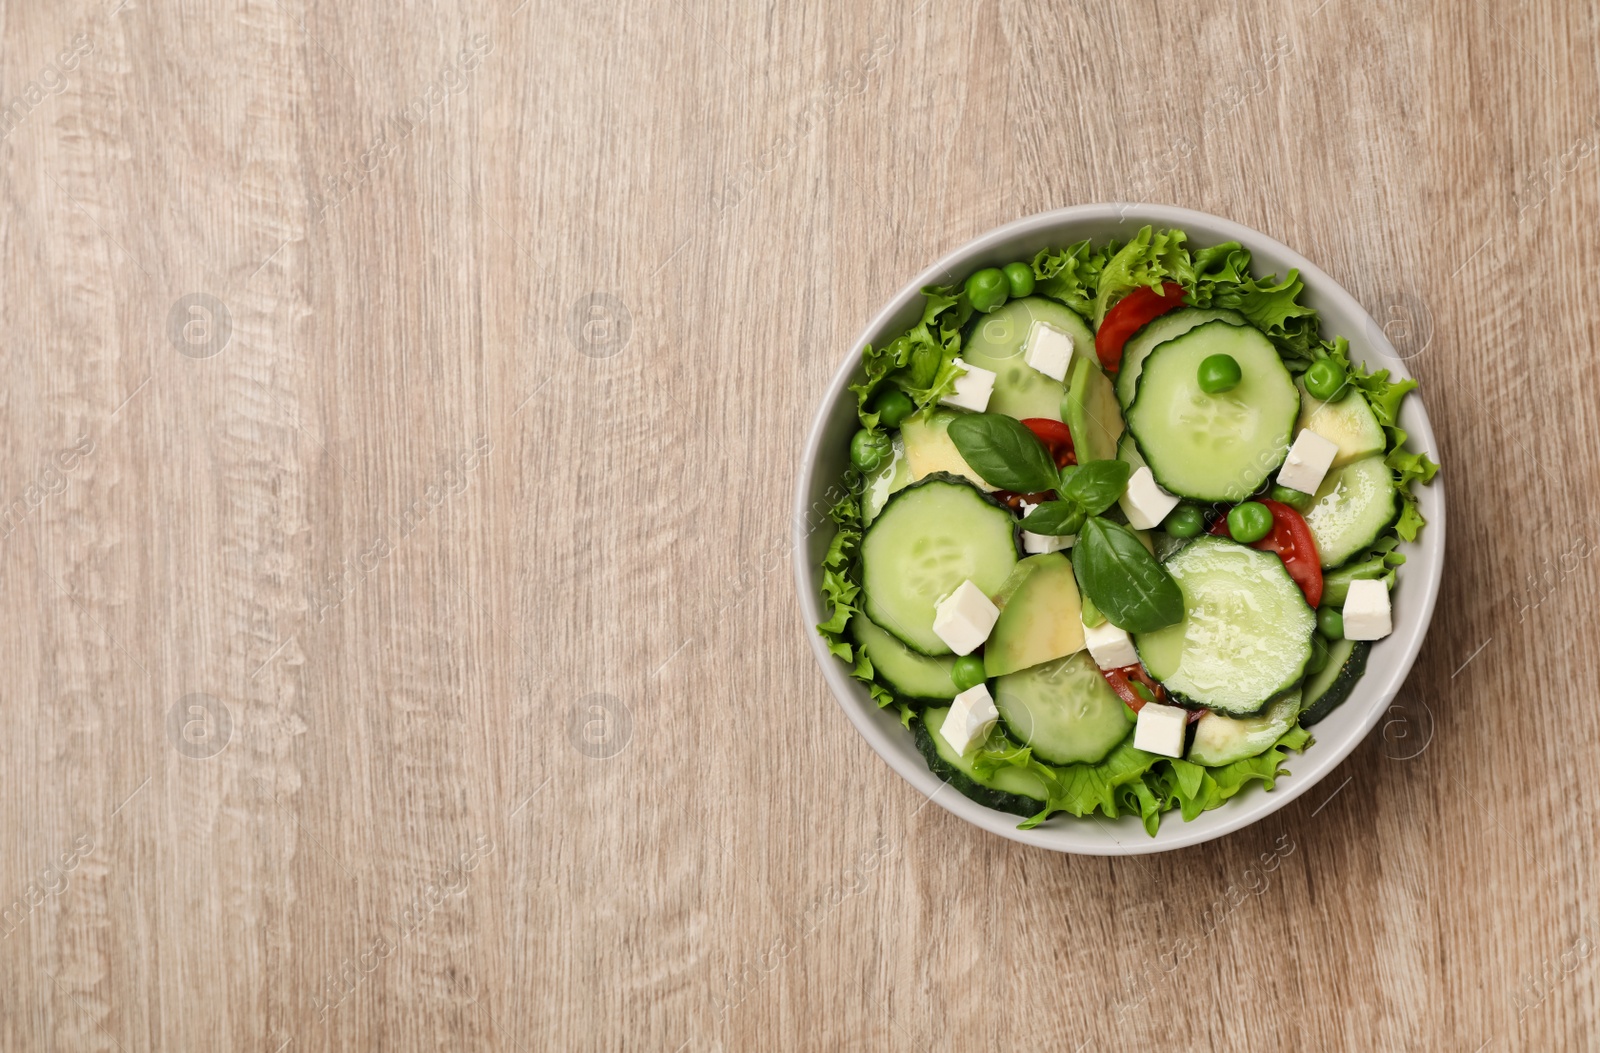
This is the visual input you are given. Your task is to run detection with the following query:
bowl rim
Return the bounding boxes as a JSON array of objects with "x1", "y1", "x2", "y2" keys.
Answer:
[{"x1": 791, "y1": 203, "x2": 1444, "y2": 855}]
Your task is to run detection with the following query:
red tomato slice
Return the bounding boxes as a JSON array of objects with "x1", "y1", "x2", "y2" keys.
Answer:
[
  {"x1": 1210, "y1": 499, "x2": 1324, "y2": 607},
  {"x1": 1094, "y1": 281, "x2": 1188, "y2": 372},
  {"x1": 1102, "y1": 668, "x2": 1145, "y2": 711},
  {"x1": 1020, "y1": 417, "x2": 1077, "y2": 468},
  {"x1": 1103, "y1": 665, "x2": 1204, "y2": 722}
]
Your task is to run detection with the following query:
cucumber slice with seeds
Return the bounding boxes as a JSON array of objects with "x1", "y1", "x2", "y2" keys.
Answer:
[
  {"x1": 1135, "y1": 536, "x2": 1315, "y2": 716},
  {"x1": 851, "y1": 615, "x2": 959, "y2": 701},
  {"x1": 1116, "y1": 307, "x2": 1247, "y2": 408},
  {"x1": 860, "y1": 474, "x2": 1020, "y2": 656},
  {"x1": 993, "y1": 651, "x2": 1130, "y2": 766},
  {"x1": 1301, "y1": 454, "x2": 1398, "y2": 568},
  {"x1": 959, "y1": 297, "x2": 1095, "y2": 421},
  {"x1": 1188, "y1": 688, "x2": 1302, "y2": 767},
  {"x1": 1126, "y1": 321, "x2": 1300, "y2": 502},
  {"x1": 916, "y1": 707, "x2": 1047, "y2": 816}
]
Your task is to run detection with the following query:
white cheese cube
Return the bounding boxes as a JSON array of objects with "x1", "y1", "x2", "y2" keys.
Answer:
[
  {"x1": 1342, "y1": 578, "x2": 1393, "y2": 641},
  {"x1": 1133, "y1": 702, "x2": 1189, "y2": 758},
  {"x1": 1082, "y1": 617, "x2": 1140, "y2": 669},
  {"x1": 1018, "y1": 499, "x2": 1074, "y2": 553},
  {"x1": 940, "y1": 684, "x2": 1000, "y2": 755},
  {"x1": 1277, "y1": 429, "x2": 1340, "y2": 494},
  {"x1": 939, "y1": 358, "x2": 996, "y2": 413},
  {"x1": 1022, "y1": 530, "x2": 1074, "y2": 554},
  {"x1": 931, "y1": 579, "x2": 1000, "y2": 656},
  {"x1": 1023, "y1": 320, "x2": 1075, "y2": 382},
  {"x1": 1118, "y1": 466, "x2": 1181, "y2": 531}
]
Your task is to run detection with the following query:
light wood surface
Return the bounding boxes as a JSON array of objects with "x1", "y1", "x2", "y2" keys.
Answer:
[{"x1": 1, "y1": 0, "x2": 1596, "y2": 1048}]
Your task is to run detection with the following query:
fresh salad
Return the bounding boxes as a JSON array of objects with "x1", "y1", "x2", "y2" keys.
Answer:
[{"x1": 816, "y1": 228, "x2": 1439, "y2": 835}]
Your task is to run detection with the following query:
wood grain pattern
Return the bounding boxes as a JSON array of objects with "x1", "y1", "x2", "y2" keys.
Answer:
[{"x1": 0, "y1": 0, "x2": 1596, "y2": 1048}]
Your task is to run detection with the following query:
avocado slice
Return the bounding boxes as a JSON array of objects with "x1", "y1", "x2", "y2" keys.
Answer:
[
  {"x1": 1065, "y1": 355, "x2": 1125, "y2": 463},
  {"x1": 1295, "y1": 378, "x2": 1384, "y2": 468},
  {"x1": 983, "y1": 552, "x2": 1086, "y2": 678},
  {"x1": 1187, "y1": 689, "x2": 1301, "y2": 766},
  {"x1": 900, "y1": 409, "x2": 995, "y2": 491}
]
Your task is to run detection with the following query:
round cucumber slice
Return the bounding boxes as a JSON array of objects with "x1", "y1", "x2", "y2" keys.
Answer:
[
  {"x1": 993, "y1": 651, "x2": 1130, "y2": 765},
  {"x1": 1135, "y1": 536, "x2": 1315, "y2": 716},
  {"x1": 1188, "y1": 688, "x2": 1301, "y2": 767},
  {"x1": 959, "y1": 297, "x2": 1095, "y2": 421},
  {"x1": 1126, "y1": 321, "x2": 1300, "y2": 502},
  {"x1": 1301, "y1": 454, "x2": 1398, "y2": 568},
  {"x1": 916, "y1": 707, "x2": 1047, "y2": 816},
  {"x1": 851, "y1": 615, "x2": 959, "y2": 701},
  {"x1": 1116, "y1": 307, "x2": 1247, "y2": 408},
  {"x1": 860, "y1": 475, "x2": 1020, "y2": 655}
]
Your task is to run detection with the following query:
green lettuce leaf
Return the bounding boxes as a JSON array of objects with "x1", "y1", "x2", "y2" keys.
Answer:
[
  {"x1": 1032, "y1": 240, "x2": 1111, "y2": 318},
  {"x1": 814, "y1": 489, "x2": 909, "y2": 712},
  {"x1": 963, "y1": 723, "x2": 1313, "y2": 834},
  {"x1": 1192, "y1": 267, "x2": 1320, "y2": 361},
  {"x1": 1091, "y1": 226, "x2": 1196, "y2": 326},
  {"x1": 847, "y1": 285, "x2": 971, "y2": 429}
]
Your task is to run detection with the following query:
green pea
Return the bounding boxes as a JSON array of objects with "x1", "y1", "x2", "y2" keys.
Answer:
[
  {"x1": 1305, "y1": 634, "x2": 1329, "y2": 676},
  {"x1": 849, "y1": 429, "x2": 891, "y2": 472},
  {"x1": 1197, "y1": 353, "x2": 1242, "y2": 394},
  {"x1": 1304, "y1": 358, "x2": 1348, "y2": 401},
  {"x1": 1227, "y1": 501, "x2": 1274, "y2": 543},
  {"x1": 1003, "y1": 262, "x2": 1036, "y2": 298},
  {"x1": 951, "y1": 655, "x2": 987, "y2": 692},
  {"x1": 965, "y1": 268, "x2": 1010, "y2": 313},
  {"x1": 872, "y1": 389, "x2": 914, "y2": 429},
  {"x1": 1269, "y1": 484, "x2": 1314, "y2": 512},
  {"x1": 1162, "y1": 504, "x2": 1205, "y2": 539},
  {"x1": 1317, "y1": 607, "x2": 1344, "y2": 640}
]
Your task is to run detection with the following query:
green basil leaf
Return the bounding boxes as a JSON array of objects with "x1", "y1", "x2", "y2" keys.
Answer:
[
  {"x1": 1073, "y1": 517, "x2": 1184, "y2": 633},
  {"x1": 946, "y1": 413, "x2": 1059, "y2": 493},
  {"x1": 1059, "y1": 459, "x2": 1132, "y2": 517},
  {"x1": 1020, "y1": 500, "x2": 1086, "y2": 537}
]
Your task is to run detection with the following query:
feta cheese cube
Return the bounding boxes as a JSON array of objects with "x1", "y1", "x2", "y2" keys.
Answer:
[
  {"x1": 1018, "y1": 498, "x2": 1073, "y2": 553},
  {"x1": 1133, "y1": 701, "x2": 1189, "y2": 758},
  {"x1": 939, "y1": 358, "x2": 996, "y2": 413},
  {"x1": 1276, "y1": 429, "x2": 1340, "y2": 494},
  {"x1": 1082, "y1": 617, "x2": 1140, "y2": 669},
  {"x1": 1342, "y1": 578, "x2": 1393, "y2": 641},
  {"x1": 1022, "y1": 530, "x2": 1073, "y2": 554},
  {"x1": 932, "y1": 579, "x2": 1000, "y2": 656},
  {"x1": 1118, "y1": 466, "x2": 1181, "y2": 531},
  {"x1": 1023, "y1": 320, "x2": 1075, "y2": 382},
  {"x1": 939, "y1": 684, "x2": 1000, "y2": 755}
]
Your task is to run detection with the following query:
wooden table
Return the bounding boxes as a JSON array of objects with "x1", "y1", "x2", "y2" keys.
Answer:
[{"x1": 2, "y1": 0, "x2": 1594, "y2": 1048}]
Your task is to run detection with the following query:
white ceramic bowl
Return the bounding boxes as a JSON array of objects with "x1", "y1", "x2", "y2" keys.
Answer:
[{"x1": 792, "y1": 204, "x2": 1444, "y2": 855}]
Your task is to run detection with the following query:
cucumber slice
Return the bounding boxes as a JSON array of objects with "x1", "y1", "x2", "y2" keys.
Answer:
[
  {"x1": 1126, "y1": 321, "x2": 1300, "y2": 501},
  {"x1": 959, "y1": 297, "x2": 1095, "y2": 421},
  {"x1": 1065, "y1": 354, "x2": 1124, "y2": 462},
  {"x1": 1296, "y1": 380, "x2": 1385, "y2": 469},
  {"x1": 861, "y1": 475, "x2": 1020, "y2": 655},
  {"x1": 984, "y1": 553, "x2": 1086, "y2": 678},
  {"x1": 1135, "y1": 537, "x2": 1315, "y2": 716},
  {"x1": 1188, "y1": 688, "x2": 1301, "y2": 766},
  {"x1": 901, "y1": 410, "x2": 996, "y2": 491},
  {"x1": 851, "y1": 615, "x2": 959, "y2": 701},
  {"x1": 1300, "y1": 638, "x2": 1370, "y2": 725},
  {"x1": 1116, "y1": 307, "x2": 1247, "y2": 408},
  {"x1": 916, "y1": 707, "x2": 1047, "y2": 816},
  {"x1": 1302, "y1": 454, "x2": 1398, "y2": 568},
  {"x1": 993, "y1": 651, "x2": 1131, "y2": 765},
  {"x1": 862, "y1": 434, "x2": 912, "y2": 524}
]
